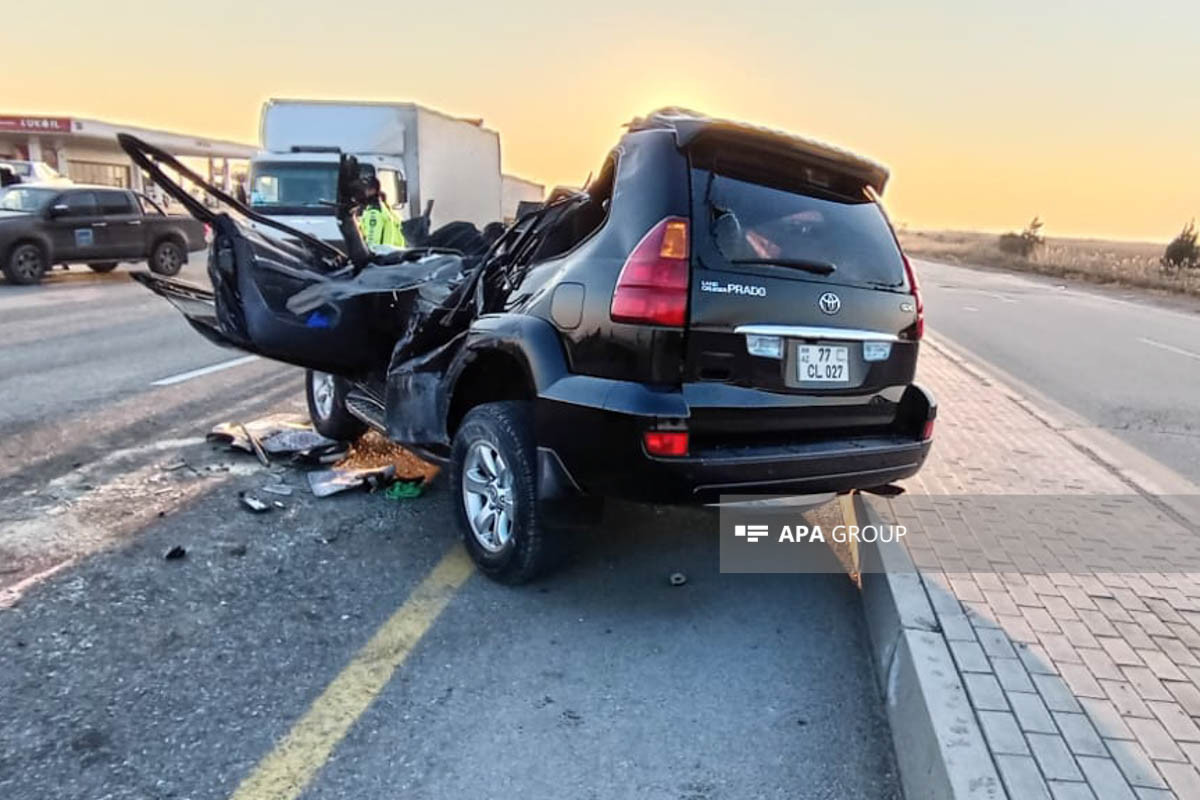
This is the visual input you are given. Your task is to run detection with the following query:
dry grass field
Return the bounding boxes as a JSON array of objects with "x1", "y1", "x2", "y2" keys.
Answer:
[{"x1": 899, "y1": 229, "x2": 1200, "y2": 298}]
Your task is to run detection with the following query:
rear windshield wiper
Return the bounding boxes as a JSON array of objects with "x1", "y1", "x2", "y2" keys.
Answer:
[{"x1": 730, "y1": 258, "x2": 837, "y2": 276}]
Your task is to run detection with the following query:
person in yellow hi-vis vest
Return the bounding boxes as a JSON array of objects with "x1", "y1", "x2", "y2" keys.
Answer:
[{"x1": 358, "y1": 176, "x2": 406, "y2": 248}]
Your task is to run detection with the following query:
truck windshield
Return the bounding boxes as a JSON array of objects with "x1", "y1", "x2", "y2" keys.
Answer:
[
  {"x1": 249, "y1": 161, "x2": 339, "y2": 215},
  {"x1": 702, "y1": 171, "x2": 907, "y2": 289},
  {"x1": 0, "y1": 187, "x2": 55, "y2": 212}
]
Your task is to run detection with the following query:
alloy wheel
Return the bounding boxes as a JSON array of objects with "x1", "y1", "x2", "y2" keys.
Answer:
[
  {"x1": 310, "y1": 371, "x2": 336, "y2": 420},
  {"x1": 462, "y1": 441, "x2": 515, "y2": 553}
]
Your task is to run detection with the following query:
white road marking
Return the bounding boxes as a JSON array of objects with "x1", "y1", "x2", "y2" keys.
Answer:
[
  {"x1": 150, "y1": 355, "x2": 259, "y2": 386},
  {"x1": 1138, "y1": 337, "x2": 1200, "y2": 362}
]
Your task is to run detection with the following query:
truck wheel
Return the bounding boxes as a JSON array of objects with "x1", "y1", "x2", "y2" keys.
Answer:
[
  {"x1": 4, "y1": 243, "x2": 47, "y2": 285},
  {"x1": 150, "y1": 239, "x2": 184, "y2": 276},
  {"x1": 450, "y1": 401, "x2": 561, "y2": 584},
  {"x1": 305, "y1": 370, "x2": 367, "y2": 442},
  {"x1": 88, "y1": 262, "x2": 119, "y2": 273}
]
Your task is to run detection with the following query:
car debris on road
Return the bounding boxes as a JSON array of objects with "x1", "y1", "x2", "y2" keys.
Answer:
[
  {"x1": 307, "y1": 465, "x2": 396, "y2": 498},
  {"x1": 239, "y1": 493, "x2": 270, "y2": 513}
]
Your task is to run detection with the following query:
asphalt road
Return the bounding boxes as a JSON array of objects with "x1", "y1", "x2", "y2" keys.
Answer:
[
  {"x1": 917, "y1": 258, "x2": 1200, "y2": 486},
  {"x1": 0, "y1": 262, "x2": 899, "y2": 799}
]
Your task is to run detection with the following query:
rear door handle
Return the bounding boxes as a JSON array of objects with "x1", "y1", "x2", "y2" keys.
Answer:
[
  {"x1": 128, "y1": 220, "x2": 142, "y2": 225},
  {"x1": 91, "y1": 222, "x2": 108, "y2": 228}
]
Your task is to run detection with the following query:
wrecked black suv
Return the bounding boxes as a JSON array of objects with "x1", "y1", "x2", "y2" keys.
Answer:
[{"x1": 122, "y1": 109, "x2": 935, "y2": 583}]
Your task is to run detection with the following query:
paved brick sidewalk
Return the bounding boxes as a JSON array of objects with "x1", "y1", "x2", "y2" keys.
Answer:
[{"x1": 886, "y1": 338, "x2": 1200, "y2": 800}]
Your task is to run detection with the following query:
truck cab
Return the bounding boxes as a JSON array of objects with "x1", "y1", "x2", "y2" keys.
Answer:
[{"x1": 247, "y1": 150, "x2": 407, "y2": 247}]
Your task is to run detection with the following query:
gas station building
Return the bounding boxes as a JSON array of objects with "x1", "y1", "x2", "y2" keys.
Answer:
[{"x1": 0, "y1": 114, "x2": 256, "y2": 191}]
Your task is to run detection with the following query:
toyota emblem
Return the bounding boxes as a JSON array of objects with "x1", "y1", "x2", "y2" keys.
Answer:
[{"x1": 818, "y1": 292, "x2": 841, "y2": 315}]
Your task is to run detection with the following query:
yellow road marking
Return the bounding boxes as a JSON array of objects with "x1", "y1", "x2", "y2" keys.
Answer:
[{"x1": 229, "y1": 546, "x2": 474, "y2": 800}]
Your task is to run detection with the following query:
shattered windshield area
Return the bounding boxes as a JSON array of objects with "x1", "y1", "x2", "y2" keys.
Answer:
[
  {"x1": 705, "y1": 173, "x2": 907, "y2": 287},
  {"x1": 0, "y1": 186, "x2": 55, "y2": 212},
  {"x1": 249, "y1": 161, "x2": 339, "y2": 214}
]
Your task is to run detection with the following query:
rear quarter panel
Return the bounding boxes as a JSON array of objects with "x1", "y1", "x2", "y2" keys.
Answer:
[{"x1": 517, "y1": 129, "x2": 693, "y2": 385}]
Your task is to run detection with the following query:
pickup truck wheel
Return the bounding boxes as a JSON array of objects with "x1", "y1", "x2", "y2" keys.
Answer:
[
  {"x1": 305, "y1": 369, "x2": 367, "y2": 441},
  {"x1": 4, "y1": 243, "x2": 47, "y2": 285},
  {"x1": 451, "y1": 401, "x2": 560, "y2": 584},
  {"x1": 88, "y1": 262, "x2": 119, "y2": 273},
  {"x1": 150, "y1": 239, "x2": 184, "y2": 276}
]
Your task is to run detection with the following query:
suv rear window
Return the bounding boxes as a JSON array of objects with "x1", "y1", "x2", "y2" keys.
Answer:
[{"x1": 699, "y1": 171, "x2": 906, "y2": 289}]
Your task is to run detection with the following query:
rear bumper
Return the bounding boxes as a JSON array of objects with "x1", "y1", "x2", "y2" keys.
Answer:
[{"x1": 534, "y1": 378, "x2": 935, "y2": 504}]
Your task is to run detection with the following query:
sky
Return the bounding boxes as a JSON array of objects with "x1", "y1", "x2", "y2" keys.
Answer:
[{"x1": 3, "y1": 0, "x2": 1198, "y2": 241}]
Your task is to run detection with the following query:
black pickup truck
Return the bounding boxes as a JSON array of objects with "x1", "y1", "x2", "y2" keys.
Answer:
[{"x1": 0, "y1": 183, "x2": 207, "y2": 284}]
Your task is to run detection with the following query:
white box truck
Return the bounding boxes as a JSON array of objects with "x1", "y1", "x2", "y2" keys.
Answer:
[
  {"x1": 501, "y1": 174, "x2": 545, "y2": 223},
  {"x1": 247, "y1": 99, "x2": 504, "y2": 245}
]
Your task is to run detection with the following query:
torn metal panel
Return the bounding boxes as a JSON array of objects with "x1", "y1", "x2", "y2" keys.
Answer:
[
  {"x1": 307, "y1": 465, "x2": 396, "y2": 498},
  {"x1": 119, "y1": 134, "x2": 511, "y2": 381}
]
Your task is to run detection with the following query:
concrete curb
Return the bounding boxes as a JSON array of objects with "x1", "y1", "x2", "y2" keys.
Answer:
[{"x1": 853, "y1": 492, "x2": 1005, "y2": 800}]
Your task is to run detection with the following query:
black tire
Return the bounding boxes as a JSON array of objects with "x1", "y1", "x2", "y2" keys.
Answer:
[
  {"x1": 149, "y1": 239, "x2": 184, "y2": 276},
  {"x1": 305, "y1": 369, "x2": 367, "y2": 441},
  {"x1": 450, "y1": 401, "x2": 560, "y2": 584},
  {"x1": 3, "y1": 242, "x2": 47, "y2": 285},
  {"x1": 88, "y1": 261, "x2": 119, "y2": 273}
]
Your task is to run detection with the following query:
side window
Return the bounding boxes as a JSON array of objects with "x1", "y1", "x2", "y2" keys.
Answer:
[
  {"x1": 528, "y1": 155, "x2": 616, "y2": 263},
  {"x1": 96, "y1": 190, "x2": 134, "y2": 216},
  {"x1": 59, "y1": 191, "x2": 98, "y2": 218}
]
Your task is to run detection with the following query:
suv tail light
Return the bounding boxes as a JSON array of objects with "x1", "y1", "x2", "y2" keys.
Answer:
[
  {"x1": 610, "y1": 217, "x2": 690, "y2": 327},
  {"x1": 901, "y1": 253, "x2": 924, "y2": 341},
  {"x1": 644, "y1": 430, "x2": 689, "y2": 457}
]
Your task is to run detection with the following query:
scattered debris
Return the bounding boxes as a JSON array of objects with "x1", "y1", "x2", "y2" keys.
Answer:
[
  {"x1": 162, "y1": 459, "x2": 188, "y2": 472},
  {"x1": 261, "y1": 428, "x2": 338, "y2": 456},
  {"x1": 668, "y1": 572, "x2": 688, "y2": 587},
  {"x1": 337, "y1": 431, "x2": 439, "y2": 482},
  {"x1": 207, "y1": 417, "x2": 437, "y2": 501},
  {"x1": 383, "y1": 479, "x2": 426, "y2": 500},
  {"x1": 208, "y1": 413, "x2": 307, "y2": 453},
  {"x1": 239, "y1": 424, "x2": 270, "y2": 467},
  {"x1": 291, "y1": 442, "x2": 350, "y2": 465},
  {"x1": 272, "y1": 500, "x2": 286, "y2": 510},
  {"x1": 239, "y1": 493, "x2": 270, "y2": 513},
  {"x1": 164, "y1": 545, "x2": 187, "y2": 560},
  {"x1": 307, "y1": 465, "x2": 396, "y2": 498},
  {"x1": 228, "y1": 543, "x2": 248, "y2": 557},
  {"x1": 209, "y1": 414, "x2": 349, "y2": 464}
]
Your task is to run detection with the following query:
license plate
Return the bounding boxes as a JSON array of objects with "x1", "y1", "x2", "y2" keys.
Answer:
[{"x1": 796, "y1": 344, "x2": 849, "y2": 383}]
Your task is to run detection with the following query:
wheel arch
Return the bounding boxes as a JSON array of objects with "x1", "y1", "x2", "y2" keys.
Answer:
[
  {"x1": 383, "y1": 314, "x2": 570, "y2": 447},
  {"x1": 445, "y1": 315, "x2": 570, "y2": 434},
  {"x1": 151, "y1": 229, "x2": 187, "y2": 253},
  {"x1": 6, "y1": 235, "x2": 52, "y2": 263}
]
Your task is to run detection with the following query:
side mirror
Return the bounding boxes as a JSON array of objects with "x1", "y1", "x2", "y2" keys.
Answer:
[
  {"x1": 47, "y1": 204, "x2": 69, "y2": 218},
  {"x1": 394, "y1": 179, "x2": 408, "y2": 207}
]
